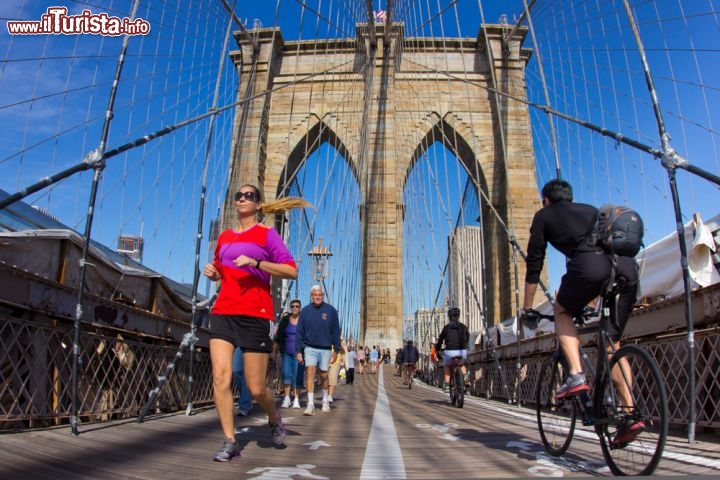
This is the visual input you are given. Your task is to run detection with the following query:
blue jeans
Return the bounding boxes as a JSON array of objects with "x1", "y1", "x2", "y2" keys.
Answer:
[
  {"x1": 232, "y1": 347, "x2": 252, "y2": 411},
  {"x1": 281, "y1": 352, "x2": 304, "y2": 388}
]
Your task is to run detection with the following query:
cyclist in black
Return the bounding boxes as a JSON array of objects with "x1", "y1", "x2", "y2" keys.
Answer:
[
  {"x1": 401, "y1": 340, "x2": 419, "y2": 385},
  {"x1": 521, "y1": 179, "x2": 641, "y2": 445},
  {"x1": 435, "y1": 307, "x2": 470, "y2": 392}
]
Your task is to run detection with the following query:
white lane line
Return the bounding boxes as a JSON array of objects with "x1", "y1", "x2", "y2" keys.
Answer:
[
  {"x1": 659, "y1": 451, "x2": 720, "y2": 469},
  {"x1": 359, "y1": 367, "x2": 406, "y2": 479}
]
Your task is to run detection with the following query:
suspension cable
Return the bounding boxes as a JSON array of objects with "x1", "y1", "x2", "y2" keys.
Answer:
[{"x1": 69, "y1": 0, "x2": 141, "y2": 436}]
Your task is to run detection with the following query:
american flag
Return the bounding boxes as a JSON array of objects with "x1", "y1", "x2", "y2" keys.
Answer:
[{"x1": 374, "y1": 10, "x2": 386, "y2": 22}]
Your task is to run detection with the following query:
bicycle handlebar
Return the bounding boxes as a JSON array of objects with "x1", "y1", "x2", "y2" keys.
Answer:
[{"x1": 521, "y1": 306, "x2": 599, "y2": 329}]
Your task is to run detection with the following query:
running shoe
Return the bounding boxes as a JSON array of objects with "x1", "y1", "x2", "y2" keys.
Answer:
[
  {"x1": 269, "y1": 413, "x2": 286, "y2": 447},
  {"x1": 556, "y1": 373, "x2": 590, "y2": 399},
  {"x1": 611, "y1": 419, "x2": 645, "y2": 446},
  {"x1": 304, "y1": 404, "x2": 315, "y2": 416},
  {"x1": 281, "y1": 396, "x2": 292, "y2": 408},
  {"x1": 212, "y1": 438, "x2": 240, "y2": 462}
]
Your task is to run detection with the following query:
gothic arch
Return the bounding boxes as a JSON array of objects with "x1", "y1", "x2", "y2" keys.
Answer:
[
  {"x1": 403, "y1": 111, "x2": 491, "y2": 197},
  {"x1": 265, "y1": 114, "x2": 360, "y2": 201},
  {"x1": 400, "y1": 111, "x2": 511, "y2": 325}
]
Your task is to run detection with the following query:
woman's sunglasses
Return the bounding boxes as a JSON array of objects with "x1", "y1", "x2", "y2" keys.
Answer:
[{"x1": 234, "y1": 191, "x2": 259, "y2": 202}]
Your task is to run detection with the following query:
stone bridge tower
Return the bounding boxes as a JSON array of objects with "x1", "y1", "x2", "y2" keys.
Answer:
[{"x1": 222, "y1": 22, "x2": 539, "y2": 348}]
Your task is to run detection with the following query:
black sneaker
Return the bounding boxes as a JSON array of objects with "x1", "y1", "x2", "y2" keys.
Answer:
[
  {"x1": 556, "y1": 373, "x2": 590, "y2": 399},
  {"x1": 213, "y1": 438, "x2": 240, "y2": 462}
]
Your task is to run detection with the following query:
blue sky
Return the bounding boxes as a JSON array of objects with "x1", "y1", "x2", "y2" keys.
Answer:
[{"x1": 1, "y1": 1, "x2": 718, "y2": 331}]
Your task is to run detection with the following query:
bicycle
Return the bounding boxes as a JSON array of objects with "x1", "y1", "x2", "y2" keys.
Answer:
[
  {"x1": 403, "y1": 362, "x2": 416, "y2": 389},
  {"x1": 524, "y1": 281, "x2": 668, "y2": 476},
  {"x1": 446, "y1": 355, "x2": 464, "y2": 408}
]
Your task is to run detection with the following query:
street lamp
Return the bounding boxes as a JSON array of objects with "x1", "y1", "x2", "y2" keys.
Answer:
[{"x1": 308, "y1": 237, "x2": 332, "y2": 284}]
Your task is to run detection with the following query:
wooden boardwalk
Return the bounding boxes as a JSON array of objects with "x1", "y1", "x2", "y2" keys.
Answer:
[{"x1": 1, "y1": 365, "x2": 719, "y2": 479}]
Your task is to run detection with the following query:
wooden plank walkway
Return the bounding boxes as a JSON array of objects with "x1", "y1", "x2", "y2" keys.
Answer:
[{"x1": 1, "y1": 364, "x2": 719, "y2": 479}]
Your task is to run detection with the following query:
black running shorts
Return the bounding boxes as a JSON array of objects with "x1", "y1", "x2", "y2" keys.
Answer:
[{"x1": 208, "y1": 314, "x2": 274, "y2": 353}]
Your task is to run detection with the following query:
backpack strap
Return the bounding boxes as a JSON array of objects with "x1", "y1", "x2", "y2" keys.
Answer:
[
  {"x1": 585, "y1": 209, "x2": 600, "y2": 248},
  {"x1": 604, "y1": 253, "x2": 618, "y2": 296},
  {"x1": 603, "y1": 253, "x2": 635, "y2": 297}
]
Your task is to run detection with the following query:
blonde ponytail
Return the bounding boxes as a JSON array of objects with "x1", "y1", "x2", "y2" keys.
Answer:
[
  {"x1": 260, "y1": 196, "x2": 311, "y2": 214},
  {"x1": 237, "y1": 184, "x2": 311, "y2": 214}
]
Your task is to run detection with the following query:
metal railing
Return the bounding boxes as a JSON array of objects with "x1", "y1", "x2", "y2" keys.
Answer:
[
  {"x1": 0, "y1": 314, "x2": 214, "y2": 430},
  {"x1": 415, "y1": 283, "x2": 720, "y2": 434},
  {"x1": 455, "y1": 326, "x2": 719, "y2": 433},
  {"x1": 2, "y1": 296, "x2": 718, "y2": 434}
]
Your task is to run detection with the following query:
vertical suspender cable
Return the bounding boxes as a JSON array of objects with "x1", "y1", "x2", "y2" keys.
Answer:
[
  {"x1": 70, "y1": 0, "x2": 141, "y2": 436},
  {"x1": 511, "y1": 233, "x2": 522, "y2": 404},
  {"x1": 448, "y1": 2, "x2": 488, "y2": 336},
  {"x1": 478, "y1": 0, "x2": 523, "y2": 404},
  {"x1": 620, "y1": 0, "x2": 695, "y2": 444},
  {"x1": 496, "y1": 0, "x2": 562, "y2": 321},
  {"x1": 516, "y1": 0, "x2": 561, "y2": 179},
  {"x1": 183, "y1": 0, "x2": 238, "y2": 416},
  {"x1": 476, "y1": 1, "x2": 513, "y2": 229},
  {"x1": 137, "y1": 3, "x2": 258, "y2": 424},
  {"x1": 217, "y1": 0, "x2": 259, "y2": 52},
  {"x1": 359, "y1": 5, "x2": 377, "y2": 346}
]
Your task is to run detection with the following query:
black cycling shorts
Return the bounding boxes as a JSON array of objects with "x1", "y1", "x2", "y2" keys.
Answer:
[{"x1": 556, "y1": 251, "x2": 638, "y2": 341}]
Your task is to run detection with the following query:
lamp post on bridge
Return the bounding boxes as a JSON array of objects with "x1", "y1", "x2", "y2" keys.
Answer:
[{"x1": 308, "y1": 237, "x2": 332, "y2": 291}]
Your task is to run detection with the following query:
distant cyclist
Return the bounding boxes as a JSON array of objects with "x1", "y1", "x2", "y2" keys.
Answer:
[
  {"x1": 401, "y1": 340, "x2": 419, "y2": 385},
  {"x1": 435, "y1": 307, "x2": 470, "y2": 392}
]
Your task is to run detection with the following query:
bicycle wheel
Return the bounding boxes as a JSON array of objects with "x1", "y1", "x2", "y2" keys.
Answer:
[
  {"x1": 596, "y1": 344, "x2": 668, "y2": 476},
  {"x1": 449, "y1": 371, "x2": 457, "y2": 405},
  {"x1": 536, "y1": 354, "x2": 576, "y2": 456},
  {"x1": 455, "y1": 366, "x2": 464, "y2": 408}
]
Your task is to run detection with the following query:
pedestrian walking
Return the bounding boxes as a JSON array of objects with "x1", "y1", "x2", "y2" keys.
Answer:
[{"x1": 296, "y1": 285, "x2": 341, "y2": 415}]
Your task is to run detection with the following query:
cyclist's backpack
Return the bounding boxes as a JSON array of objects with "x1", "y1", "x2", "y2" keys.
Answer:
[{"x1": 589, "y1": 204, "x2": 644, "y2": 257}]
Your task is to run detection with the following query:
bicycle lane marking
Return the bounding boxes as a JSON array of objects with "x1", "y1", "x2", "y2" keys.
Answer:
[
  {"x1": 426, "y1": 384, "x2": 720, "y2": 473},
  {"x1": 359, "y1": 366, "x2": 406, "y2": 480},
  {"x1": 475, "y1": 397, "x2": 613, "y2": 476},
  {"x1": 412, "y1": 383, "x2": 602, "y2": 475},
  {"x1": 472, "y1": 396, "x2": 720, "y2": 471},
  {"x1": 416, "y1": 422, "x2": 460, "y2": 441}
]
